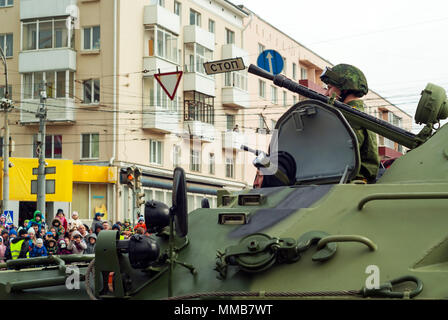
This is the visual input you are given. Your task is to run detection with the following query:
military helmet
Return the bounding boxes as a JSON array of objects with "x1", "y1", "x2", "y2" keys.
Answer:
[{"x1": 320, "y1": 64, "x2": 368, "y2": 97}]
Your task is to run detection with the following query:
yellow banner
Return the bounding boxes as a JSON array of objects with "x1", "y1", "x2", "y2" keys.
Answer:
[{"x1": 1, "y1": 158, "x2": 73, "y2": 202}]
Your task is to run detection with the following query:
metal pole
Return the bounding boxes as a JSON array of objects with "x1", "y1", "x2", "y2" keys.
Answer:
[
  {"x1": 0, "y1": 47, "x2": 11, "y2": 216},
  {"x1": 36, "y1": 82, "x2": 47, "y2": 217}
]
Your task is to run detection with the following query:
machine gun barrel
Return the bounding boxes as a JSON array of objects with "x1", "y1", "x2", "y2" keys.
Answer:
[
  {"x1": 240, "y1": 144, "x2": 263, "y2": 156},
  {"x1": 248, "y1": 64, "x2": 424, "y2": 149}
]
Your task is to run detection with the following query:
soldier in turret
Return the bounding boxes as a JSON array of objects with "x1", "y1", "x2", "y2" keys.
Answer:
[{"x1": 320, "y1": 64, "x2": 380, "y2": 183}]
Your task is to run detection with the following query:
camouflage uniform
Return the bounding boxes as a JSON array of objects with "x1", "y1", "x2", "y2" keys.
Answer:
[
  {"x1": 346, "y1": 100, "x2": 380, "y2": 182},
  {"x1": 320, "y1": 64, "x2": 380, "y2": 182}
]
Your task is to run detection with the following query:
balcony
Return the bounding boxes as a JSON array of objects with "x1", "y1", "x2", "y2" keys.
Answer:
[
  {"x1": 222, "y1": 131, "x2": 246, "y2": 150},
  {"x1": 183, "y1": 72, "x2": 215, "y2": 97},
  {"x1": 221, "y1": 44, "x2": 249, "y2": 65},
  {"x1": 222, "y1": 87, "x2": 249, "y2": 109},
  {"x1": 19, "y1": 49, "x2": 76, "y2": 73},
  {"x1": 20, "y1": 98, "x2": 75, "y2": 123},
  {"x1": 143, "y1": 56, "x2": 179, "y2": 77},
  {"x1": 143, "y1": 108, "x2": 180, "y2": 134},
  {"x1": 183, "y1": 25, "x2": 215, "y2": 51},
  {"x1": 183, "y1": 120, "x2": 215, "y2": 142},
  {"x1": 20, "y1": 0, "x2": 77, "y2": 20},
  {"x1": 144, "y1": 4, "x2": 180, "y2": 35}
]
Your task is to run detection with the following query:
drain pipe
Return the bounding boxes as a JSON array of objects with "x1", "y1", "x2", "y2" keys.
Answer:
[
  {"x1": 241, "y1": 9, "x2": 253, "y2": 189},
  {"x1": 109, "y1": 0, "x2": 118, "y2": 222}
]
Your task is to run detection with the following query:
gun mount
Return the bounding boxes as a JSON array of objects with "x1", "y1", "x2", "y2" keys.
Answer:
[{"x1": 248, "y1": 64, "x2": 448, "y2": 149}]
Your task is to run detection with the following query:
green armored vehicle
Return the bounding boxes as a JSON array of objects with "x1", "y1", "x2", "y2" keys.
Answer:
[{"x1": 0, "y1": 64, "x2": 447, "y2": 300}]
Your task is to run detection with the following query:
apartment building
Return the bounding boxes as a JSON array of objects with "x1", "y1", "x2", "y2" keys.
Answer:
[{"x1": 0, "y1": 0, "x2": 412, "y2": 226}]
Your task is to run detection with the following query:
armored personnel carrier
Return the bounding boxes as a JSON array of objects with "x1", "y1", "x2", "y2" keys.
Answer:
[{"x1": 0, "y1": 64, "x2": 447, "y2": 300}]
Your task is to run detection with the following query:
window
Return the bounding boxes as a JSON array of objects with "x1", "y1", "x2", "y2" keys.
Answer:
[
  {"x1": 0, "y1": 85, "x2": 11, "y2": 98},
  {"x1": 271, "y1": 86, "x2": 277, "y2": 104},
  {"x1": 283, "y1": 91, "x2": 287, "y2": 107},
  {"x1": 0, "y1": 34, "x2": 13, "y2": 57},
  {"x1": 23, "y1": 71, "x2": 74, "y2": 100},
  {"x1": 150, "y1": 140, "x2": 163, "y2": 165},
  {"x1": 83, "y1": 26, "x2": 100, "y2": 50},
  {"x1": 33, "y1": 135, "x2": 62, "y2": 159},
  {"x1": 282, "y1": 57, "x2": 287, "y2": 75},
  {"x1": 209, "y1": 153, "x2": 215, "y2": 175},
  {"x1": 259, "y1": 80, "x2": 265, "y2": 98},
  {"x1": 173, "y1": 145, "x2": 181, "y2": 167},
  {"x1": 146, "y1": 27, "x2": 179, "y2": 64},
  {"x1": 184, "y1": 42, "x2": 212, "y2": 74},
  {"x1": 81, "y1": 133, "x2": 99, "y2": 159},
  {"x1": 225, "y1": 157, "x2": 234, "y2": 178},
  {"x1": 271, "y1": 119, "x2": 277, "y2": 130},
  {"x1": 224, "y1": 70, "x2": 247, "y2": 91},
  {"x1": 184, "y1": 91, "x2": 214, "y2": 124},
  {"x1": 145, "y1": 77, "x2": 179, "y2": 111},
  {"x1": 258, "y1": 43, "x2": 265, "y2": 54},
  {"x1": 292, "y1": 63, "x2": 297, "y2": 80},
  {"x1": 226, "y1": 114, "x2": 235, "y2": 131},
  {"x1": 0, "y1": 0, "x2": 13, "y2": 7},
  {"x1": 174, "y1": 1, "x2": 181, "y2": 17},
  {"x1": 158, "y1": 0, "x2": 165, "y2": 7},
  {"x1": 208, "y1": 19, "x2": 215, "y2": 34},
  {"x1": 388, "y1": 112, "x2": 402, "y2": 128},
  {"x1": 190, "y1": 149, "x2": 201, "y2": 172},
  {"x1": 226, "y1": 28, "x2": 235, "y2": 44},
  {"x1": 189, "y1": 9, "x2": 201, "y2": 27},
  {"x1": 22, "y1": 18, "x2": 73, "y2": 51},
  {"x1": 83, "y1": 79, "x2": 100, "y2": 104},
  {"x1": 300, "y1": 67, "x2": 307, "y2": 80}
]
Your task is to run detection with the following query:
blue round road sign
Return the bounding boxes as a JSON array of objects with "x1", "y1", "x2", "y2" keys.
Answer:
[{"x1": 257, "y1": 50, "x2": 284, "y2": 75}]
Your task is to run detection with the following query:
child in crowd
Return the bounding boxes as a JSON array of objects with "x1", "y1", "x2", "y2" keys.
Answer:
[
  {"x1": 29, "y1": 238, "x2": 47, "y2": 257},
  {"x1": 69, "y1": 211, "x2": 83, "y2": 229},
  {"x1": 52, "y1": 218, "x2": 65, "y2": 239},
  {"x1": 122, "y1": 219, "x2": 133, "y2": 233},
  {"x1": 67, "y1": 231, "x2": 86, "y2": 254},
  {"x1": 57, "y1": 239, "x2": 72, "y2": 255},
  {"x1": 85, "y1": 233, "x2": 97, "y2": 254},
  {"x1": 0, "y1": 215, "x2": 6, "y2": 228},
  {"x1": 0, "y1": 237, "x2": 6, "y2": 263},
  {"x1": 27, "y1": 228, "x2": 36, "y2": 250},
  {"x1": 55, "y1": 209, "x2": 68, "y2": 232},
  {"x1": 45, "y1": 239, "x2": 58, "y2": 256},
  {"x1": 133, "y1": 217, "x2": 147, "y2": 232},
  {"x1": 29, "y1": 211, "x2": 44, "y2": 234},
  {"x1": 49, "y1": 227, "x2": 57, "y2": 239}
]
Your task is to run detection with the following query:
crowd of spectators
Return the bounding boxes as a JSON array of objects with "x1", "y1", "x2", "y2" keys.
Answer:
[{"x1": 0, "y1": 209, "x2": 148, "y2": 262}]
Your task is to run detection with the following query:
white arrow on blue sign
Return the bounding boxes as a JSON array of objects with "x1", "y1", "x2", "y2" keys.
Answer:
[
  {"x1": 4, "y1": 210, "x2": 13, "y2": 226},
  {"x1": 257, "y1": 50, "x2": 284, "y2": 75}
]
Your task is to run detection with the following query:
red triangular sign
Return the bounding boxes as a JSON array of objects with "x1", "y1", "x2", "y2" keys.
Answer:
[{"x1": 154, "y1": 71, "x2": 183, "y2": 101}]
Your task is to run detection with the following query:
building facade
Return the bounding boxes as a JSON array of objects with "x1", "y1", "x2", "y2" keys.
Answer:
[{"x1": 0, "y1": 0, "x2": 412, "y2": 226}]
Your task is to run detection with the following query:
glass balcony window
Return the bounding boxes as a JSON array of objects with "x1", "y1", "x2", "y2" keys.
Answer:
[
  {"x1": 184, "y1": 91, "x2": 214, "y2": 124},
  {"x1": 145, "y1": 26, "x2": 178, "y2": 64},
  {"x1": 22, "y1": 18, "x2": 74, "y2": 51},
  {"x1": 22, "y1": 70, "x2": 75, "y2": 100},
  {"x1": 224, "y1": 70, "x2": 247, "y2": 91},
  {"x1": 184, "y1": 43, "x2": 212, "y2": 74}
]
